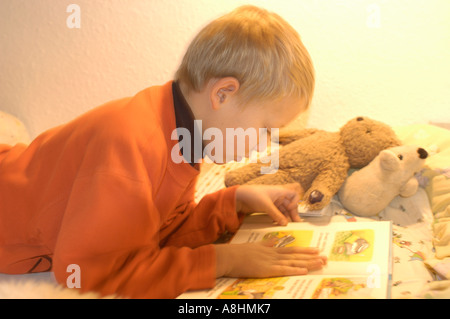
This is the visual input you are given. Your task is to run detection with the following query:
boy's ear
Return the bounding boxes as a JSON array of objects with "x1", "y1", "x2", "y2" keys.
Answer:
[{"x1": 210, "y1": 77, "x2": 240, "y2": 110}]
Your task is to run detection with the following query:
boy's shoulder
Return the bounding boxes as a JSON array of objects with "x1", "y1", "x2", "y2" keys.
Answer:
[
  {"x1": 79, "y1": 82, "x2": 173, "y2": 129},
  {"x1": 67, "y1": 81, "x2": 176, "y2": 146}
]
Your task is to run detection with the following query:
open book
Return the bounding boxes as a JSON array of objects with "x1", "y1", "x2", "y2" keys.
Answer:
[{"x1": 180, "y1": 221, "x2": 393, "y2": 299}]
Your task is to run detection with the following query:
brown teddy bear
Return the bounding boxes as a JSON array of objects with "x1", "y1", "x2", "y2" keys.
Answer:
[{"x1": 224, "y1": 116, "x2": 401, "y2": 210}]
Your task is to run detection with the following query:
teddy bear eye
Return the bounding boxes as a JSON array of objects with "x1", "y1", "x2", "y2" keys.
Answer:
[{"x1": 398, "y1": 154, "x2": 403, "y2": 160}]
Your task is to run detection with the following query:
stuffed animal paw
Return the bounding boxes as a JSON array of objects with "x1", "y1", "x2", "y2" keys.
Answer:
[{"x1": 304, "y1": 189, "x2": 333, "y2": 210}]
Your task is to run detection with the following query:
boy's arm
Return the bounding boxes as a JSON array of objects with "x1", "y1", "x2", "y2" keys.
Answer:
[
  {"x1": 160, "y1": 186, "x2": 243, "y2": 248},
  {"x1": 52, "y1": 172, "x2": 216, "y2": 298}
]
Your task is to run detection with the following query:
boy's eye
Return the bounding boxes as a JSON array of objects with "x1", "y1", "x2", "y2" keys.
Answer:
[{"x1": 398, "y1": 154, "x2": 403, "y2": 160}]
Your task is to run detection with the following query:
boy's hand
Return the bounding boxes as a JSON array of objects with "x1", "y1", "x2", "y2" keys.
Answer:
[
  {"x1": 215, "y1": 243, "x2": 326, "y2": 278},
  {"x1": 235, "y1": 183, "x2": 303, "y2": 226}
]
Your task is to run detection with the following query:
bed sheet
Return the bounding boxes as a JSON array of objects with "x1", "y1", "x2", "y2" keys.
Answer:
[{"x1": 393, "y1": 124, "x2": 450, "y2": 298}]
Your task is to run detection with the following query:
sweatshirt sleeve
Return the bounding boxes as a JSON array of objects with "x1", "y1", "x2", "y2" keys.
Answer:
[
  {"x1": 53, "y1": 172, "x2": 216, "y2": 299},
  {"x1": 160, "y1": 186, "x2": 244, "y2": 248}
]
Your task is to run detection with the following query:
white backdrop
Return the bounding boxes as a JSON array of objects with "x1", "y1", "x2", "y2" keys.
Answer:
[{"x1": 1, "y1": 0, "x2": 449, "y2": 138}]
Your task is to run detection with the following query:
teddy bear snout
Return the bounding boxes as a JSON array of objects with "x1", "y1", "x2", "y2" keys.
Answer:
[{"x1": 417, "y1": 148, "x2": 428, "y2": 159}]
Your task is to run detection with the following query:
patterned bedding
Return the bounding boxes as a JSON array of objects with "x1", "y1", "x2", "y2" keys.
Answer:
[{"x1": 393, "y1": 124, "x2": 450, "y2": 298}]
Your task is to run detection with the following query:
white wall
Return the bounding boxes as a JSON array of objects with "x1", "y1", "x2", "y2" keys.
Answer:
[{"x1": 1, "y1": 0, "x2": 449, "y2": 139}]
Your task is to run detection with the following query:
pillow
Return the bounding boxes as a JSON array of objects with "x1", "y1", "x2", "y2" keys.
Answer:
[
  {"x1": 0, "y1": 111, "x2": 30, "y2": 145},
  {"x1": 395, "y1": 124, "x2": 450, "y2": 276}
]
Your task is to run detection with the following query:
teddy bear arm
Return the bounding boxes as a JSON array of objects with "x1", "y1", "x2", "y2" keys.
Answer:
[
  {"x1": 399, "y1": 177, "x2": 419, "y2": 198},
  {"x1": 245, "y1": 170, "x2": 300, "y2": 188},
  {"x1": 224, "y1": 163, "x2": 264, "y2": 186},
  {"x1": 304, "y1": 166, "x2": 349, "y2": 210},
  {"x1": 277, "y1": 128, "x2": 319, "y2": 145}
]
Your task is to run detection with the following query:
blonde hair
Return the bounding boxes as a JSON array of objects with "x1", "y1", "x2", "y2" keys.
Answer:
[{"x1": 175, "y1": 5, "x2": 315, "y2": 107}]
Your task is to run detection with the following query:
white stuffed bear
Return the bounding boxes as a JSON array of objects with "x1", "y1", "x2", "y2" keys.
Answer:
[{"x1": 338, "y1": 145, "x2": 428, "y2": 217}]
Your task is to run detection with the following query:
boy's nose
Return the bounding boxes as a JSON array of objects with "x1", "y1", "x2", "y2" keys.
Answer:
[{"x1": 417, "y1": 148, "x2": 428, "y2": 159}]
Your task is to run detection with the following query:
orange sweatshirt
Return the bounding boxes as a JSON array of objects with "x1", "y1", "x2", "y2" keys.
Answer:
[{"x1": 0, "y1": 81, "x2": 241, "y2": 298}]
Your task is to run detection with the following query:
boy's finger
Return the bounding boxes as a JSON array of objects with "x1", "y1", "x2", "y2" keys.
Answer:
[
  {"x1": 277, "y1": 253, "x2": 323, "y2": 261},
  {"x1": 288, "y1": 208, "x2": 302, "y2": 222},
  {"x1": 265, "y1": 200, "x2": 288, "y2": 226},
  {"x1": 274, "y1": 196, "x2": 286, "y2": 209},
  {"x1": 270, "y1": 265, "x2": 308, "y2": 277},
  {"x1": 277, "y1": 246, "x2": 320, "y2": 254},
  {"x1": 278, "y1": 196, "x2": 302, "y2": 222},
  {"x1": 278, "y1": 259, "x2": 325, "y2": 271},
  {"x1": 282, "y1": 197, "x2": 294, "y2": 209},
  {"x1": 259, "y1": 237, "x2": 278, "y2": 247}
]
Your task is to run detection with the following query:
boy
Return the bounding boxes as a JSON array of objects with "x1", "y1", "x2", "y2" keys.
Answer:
[{"x1": 0, "y1": 6, "x2": 325, "y2": 298}]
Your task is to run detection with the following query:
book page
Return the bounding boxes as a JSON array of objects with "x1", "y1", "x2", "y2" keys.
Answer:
[
  {"x1": 181, "y1": 273, "x2": 390, "y2": 299},
  {"x1": 232, "y1": 221, "x2": 392, "y2": 277},
  {"x1": 179, "y1": 221, "x2": 392, "y2": 299}
]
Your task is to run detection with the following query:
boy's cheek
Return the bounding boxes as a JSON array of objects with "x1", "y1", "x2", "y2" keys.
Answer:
[{"x1": 255, "y1": 130, "x2": 271, "y2": 153}]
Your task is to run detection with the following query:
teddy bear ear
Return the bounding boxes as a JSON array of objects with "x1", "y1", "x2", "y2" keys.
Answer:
[{"x1": 379, "y1": 150, "x2": 400, "y2": 171}]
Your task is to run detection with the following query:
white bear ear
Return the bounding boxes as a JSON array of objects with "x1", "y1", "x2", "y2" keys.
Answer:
[{"x1": 379, "y1": 150, "x2": 400, "y2": 171}]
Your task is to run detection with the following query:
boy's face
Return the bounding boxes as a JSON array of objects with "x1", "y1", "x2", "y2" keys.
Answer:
[
  {"x1": 181, "y1": 77, "x2": 307, "y2": 164},
  {"x1": 205, "y1": 94, "x2": 306, "y2": 164}
]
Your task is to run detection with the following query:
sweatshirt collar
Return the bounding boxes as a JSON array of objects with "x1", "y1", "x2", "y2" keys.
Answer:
[{"x1": 172, "y1": 81, "x2": 203, "y2": 168}]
